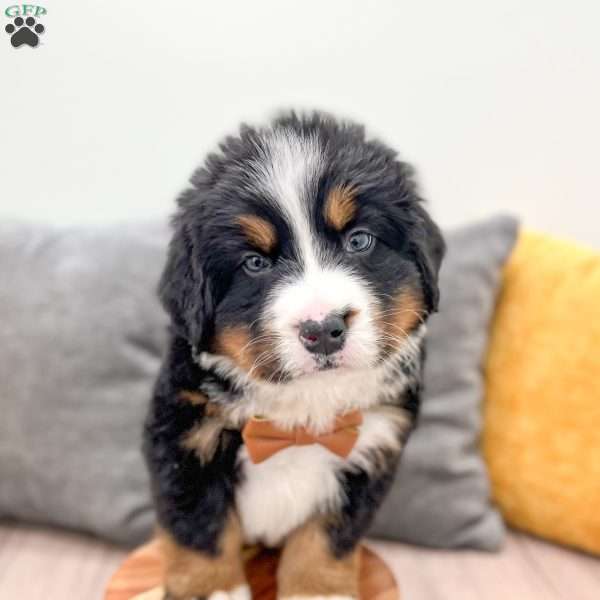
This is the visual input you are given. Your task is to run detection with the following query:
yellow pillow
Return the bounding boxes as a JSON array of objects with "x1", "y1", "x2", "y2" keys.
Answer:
[{"x1": 483, "y1": 230, "x2": 600, "y2": 555}]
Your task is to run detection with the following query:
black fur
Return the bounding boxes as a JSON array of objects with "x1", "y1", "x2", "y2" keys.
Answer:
[
  {"x1": 328, "y1": 448, "x2": 401, "y2": 557},
  {"x1": 143, "y1": 335, "x2": 243, "y2": 554},
  {"x1": 144, "y1": 111, "x2": 445, "y2": 561},
  {"x1": 157, "y1": 112, "x2": 444, "y2": 357}
]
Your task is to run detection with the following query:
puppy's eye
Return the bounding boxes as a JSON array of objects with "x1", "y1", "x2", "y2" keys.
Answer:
[
  {"x1": 345, "y1": 230, "x2": 374, "y2": 253},
  {"x1": 243, "y1": 253, "x2": 272, "y2": 274}
]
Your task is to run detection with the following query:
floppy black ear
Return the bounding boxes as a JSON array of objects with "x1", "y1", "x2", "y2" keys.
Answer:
[
  {"x1": 409, "y1": 204, "x2": 446, "y2": 313},
  {"x1": 158, "y1": 217, "x2": 213, "y2": 349}
]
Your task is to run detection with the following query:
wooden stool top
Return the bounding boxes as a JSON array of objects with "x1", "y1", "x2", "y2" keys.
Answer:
[{"x1": 104, "y1": 540, "x2": 399, "y2": 600}]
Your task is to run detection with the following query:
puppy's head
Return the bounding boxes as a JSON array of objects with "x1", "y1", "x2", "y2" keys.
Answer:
[{"x1": 160, "y1": 112, "x2": 445, "y2": 381}]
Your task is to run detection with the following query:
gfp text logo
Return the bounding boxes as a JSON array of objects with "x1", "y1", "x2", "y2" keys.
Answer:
[{"x1": 4, "y1": 4, "x2": 46, "y2": 48}]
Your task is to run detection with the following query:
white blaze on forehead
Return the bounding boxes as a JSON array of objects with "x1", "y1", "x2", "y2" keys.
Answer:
[
  {"x1": 248, "y1": 127, "x2": 379, "y2": 373},
  {"x1": 250, "y1": 128, "x2": 324, "y2": 270},
  {"x1": 250, "y1": 129, "x2": 378, "y2": 372}
]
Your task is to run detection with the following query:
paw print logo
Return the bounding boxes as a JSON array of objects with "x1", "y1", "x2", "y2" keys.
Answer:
[{"x1": 5, "y1": 16, "x2": 45, "y2": 48}]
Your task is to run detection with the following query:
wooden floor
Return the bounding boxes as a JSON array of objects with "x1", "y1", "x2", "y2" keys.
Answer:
[
  {"x1": 369, "y1": 535, "x2": 600, "y2": 600},
  {"x1": 0, "y1": 522, "x2": 125, "y2": 600},
  {"x1": 1, "y1": 521, "x2": 599, "y2": 600}
]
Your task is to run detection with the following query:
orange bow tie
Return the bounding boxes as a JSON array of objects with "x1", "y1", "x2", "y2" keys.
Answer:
[{"x1": 241, "y1": 410, "x2": 363, "y2": 464}]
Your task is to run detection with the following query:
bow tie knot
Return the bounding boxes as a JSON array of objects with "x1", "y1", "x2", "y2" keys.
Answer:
[{"x1": 242, "y1": 410, "x2": 363, "y2": 464}]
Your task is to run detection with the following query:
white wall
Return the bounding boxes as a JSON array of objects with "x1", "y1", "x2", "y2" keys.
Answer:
[{"x1": 2, "y1": 0, "x2": 599, "y2": 247}]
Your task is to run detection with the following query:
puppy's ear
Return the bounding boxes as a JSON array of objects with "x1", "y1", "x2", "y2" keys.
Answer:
[
  {"x1": 409, "y1": 204, "x2": 446, "y2": 313},
  {"x1": 158, "y1": 216, "x2": 213, "y2": 349}
]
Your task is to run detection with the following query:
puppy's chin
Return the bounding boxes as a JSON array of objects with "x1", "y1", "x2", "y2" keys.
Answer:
[
  {"x1": 292, "y1": 356, "x2": 343, "y2": 378},
  {"x1": 289, "y1": 346, "x2": 373, "y2": 379}
]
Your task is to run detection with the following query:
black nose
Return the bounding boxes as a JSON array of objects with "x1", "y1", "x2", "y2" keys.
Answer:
[{"x1": 298, "y1": 314, "x2": 347, "y2": 355}]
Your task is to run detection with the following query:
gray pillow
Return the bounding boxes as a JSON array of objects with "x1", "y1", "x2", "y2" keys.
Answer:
[
  {"x1": 0, "y1": 216, "x2": 517, "y2": 548},
  {"x1": 369, "y1": 215, "x2": 518, "y2": 550},
  {"x1": 0, "y1": 222, "x2": 168, "y2": 545}
]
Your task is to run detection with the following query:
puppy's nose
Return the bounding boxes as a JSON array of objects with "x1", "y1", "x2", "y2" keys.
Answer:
[{"x1": 298, "y1": 314, "x2": 347, "y2": 355}]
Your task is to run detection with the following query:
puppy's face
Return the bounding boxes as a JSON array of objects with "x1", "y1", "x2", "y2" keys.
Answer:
[{"x1": 161, "y1": 114, "x2": 444, "y2": 381}]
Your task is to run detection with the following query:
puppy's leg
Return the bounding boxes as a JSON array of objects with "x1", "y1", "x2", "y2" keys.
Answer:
[
  {"x1": 160, "y1": 513, "x2": 248, "y2": 600},
  {"x1": 277, "y1": 416, "x2": 407, "y2": 600},
  {"x1": 277, "y1": 519, "x2": 360, "y2": 600},
  {"x1": 144, "y1": 337, "x2": 249, "y2": 600}
]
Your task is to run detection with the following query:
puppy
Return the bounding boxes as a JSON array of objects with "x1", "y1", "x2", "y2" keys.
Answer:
[{"x1": 143, "y1": 111, "x2": 445, "y2": 600}]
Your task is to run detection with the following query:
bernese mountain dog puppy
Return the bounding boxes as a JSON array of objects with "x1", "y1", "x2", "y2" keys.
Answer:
[{"x1": 144, "y1": 111, "x2": 445, "y2": 600}]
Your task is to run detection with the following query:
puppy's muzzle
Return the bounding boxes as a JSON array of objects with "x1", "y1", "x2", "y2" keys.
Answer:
[{"x1": 298, "y1": 313, "x2": 346, "y2": 355}]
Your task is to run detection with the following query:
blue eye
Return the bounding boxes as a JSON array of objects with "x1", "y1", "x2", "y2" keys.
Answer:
[
  {"x1": 345, "y1": 230, "x2": 374, "y2": 253},
  {"x1": 243, "y1": 253, "x2": 272, "y2": 274}
]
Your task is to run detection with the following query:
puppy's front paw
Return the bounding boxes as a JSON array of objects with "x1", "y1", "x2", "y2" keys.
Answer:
[{"x1": 208, "y1": 584, "x2": 252, "y2": 600}]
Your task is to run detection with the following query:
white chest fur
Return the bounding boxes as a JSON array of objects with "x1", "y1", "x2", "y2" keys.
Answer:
[{"x1": 235, "y1": 411, "x2": 404, "y2": 547}]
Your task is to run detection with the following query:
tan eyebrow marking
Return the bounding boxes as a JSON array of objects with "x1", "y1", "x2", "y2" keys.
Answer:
[
  {"x1": 323, "y1": 186, "x2": 357, "y2": 231},
  {"x1": 236, "y1": 214, "x2": 277, "y2": 253}
]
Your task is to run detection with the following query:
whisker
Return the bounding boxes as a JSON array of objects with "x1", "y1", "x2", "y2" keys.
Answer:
[
  {"x1": 376, "y1": 308, "x2": 427, "y2": 325},
  {"x1": 239, "y1": 333, "x2": 280, "y2": 355},
  {"x1": 247, "y1": 349, "x2": 278, "y2": 378}
]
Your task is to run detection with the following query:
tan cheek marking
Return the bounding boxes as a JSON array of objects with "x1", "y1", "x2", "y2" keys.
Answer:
[
  {"x1": 377, "y1": 287, "x2": 425, "y2": 354},
  {"x1": 212, "y1": 326, "x2": 277, "y2": 380},
  {"x1": 324, "y1": 185, "x2": 357, "y2": 231},
  {"x1": 159, "y1": 513, "x2": 245, "y2": 598},
  {"x1": 212, "y1": 326, "x2": 255, "y2": 371},
  {"x1": 277, "y1": 519, "x2": 359, "y2": 597},
  {"x1": 237, "y1": 214, "x2": 277, "y2": 253}
]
